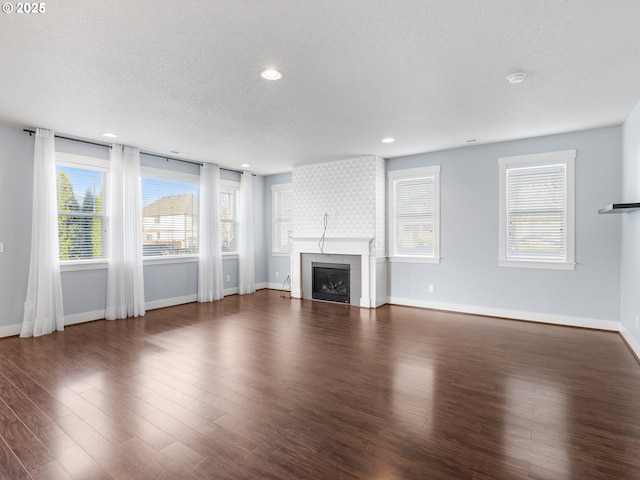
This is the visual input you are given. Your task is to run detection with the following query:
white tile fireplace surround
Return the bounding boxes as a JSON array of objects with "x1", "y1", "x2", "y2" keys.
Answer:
[{"x1": 291, "y1": 237, "x2": 386, "y2": 308}]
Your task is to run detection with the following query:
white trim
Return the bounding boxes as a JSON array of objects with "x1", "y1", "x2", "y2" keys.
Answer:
[
  {"x1": 271, "y1": 252, "x2": 291, "y2": 257},
  {"x1": 224, "y1": 287, "x2": 238, "y2": 296},
  {"x1": 256, "y1": 282, "x2": 268, "y2": 290},
  {"x1": 61, "y1": 260, "x2": 108, "y2": 272},
  {"x1": 144, "y1": 255, "x2": 198, "y2": 266},
  {"x1": 498, "y1": 260, "x2": 576, "y2": 270},
  {"x1": 387, "y1": 296, "x2": 619, "y2": 331},
  {"x1": 619, "y1": 325, "x2": 640, "y2": 360},
  {"x1": 222, "y1": 252, "x2": 239, "y2": 260},
  {"x1": 388, "y1": 165, "x2": 441, "y2": 262},
  {"x1": 65, "y1": 309, "x2": 106, "y2": 326},
  {"x1": 145, "y1": 294, "x2": 197, "y2": 310},
  {"x1": 0, "y1": 323, "x2": 22, "y2": 338}
]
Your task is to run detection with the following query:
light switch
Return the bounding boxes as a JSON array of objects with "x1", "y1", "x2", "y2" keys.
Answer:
[{"x1": 0, "y1": 242, "x2": 4, "y2": 253}]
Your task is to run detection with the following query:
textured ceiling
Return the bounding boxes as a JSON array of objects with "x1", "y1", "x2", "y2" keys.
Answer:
[{"x1": 1, "y1": 1, "x2": 640, "y2": 175}]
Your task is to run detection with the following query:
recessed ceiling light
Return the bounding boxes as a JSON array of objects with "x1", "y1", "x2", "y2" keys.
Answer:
[
  {"x1": 241, "y1": 163, "x2": 251, "y2": 168},
  {"x1": 507, "y1": 72, "x2": 526, "y2": 84},
  {"x1": 465, "y1": 138, "x2": 479, "y2": 143},
  {"x1": 260, "y1": 69, "x2": 282, "y2": 80},
  {"x1": 382, "y1": 137, "x2": 395, "y2": 143},
  {"x1": 102, "y1": 132, "x2": 118, "y2": 138}
]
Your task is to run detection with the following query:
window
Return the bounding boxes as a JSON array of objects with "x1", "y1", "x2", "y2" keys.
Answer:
[
  {"x1": 272, "y1": 184, "x2": 293, "y2": 254},
  {"x1": 220, "y1": 181, "x2": 239, "y2": 253},
  {"x1": 56, "y1": 153, "x2": 108, "y2": 261},
  {"x1": 141, "y1": 168, "x2": 199, "y2": 257},
  {"x1": 388, "y1": 166, "x2": 440, "y2": 262},
  {"x1": 499, "y1": 150, "x2": 575, "y2": 270}
]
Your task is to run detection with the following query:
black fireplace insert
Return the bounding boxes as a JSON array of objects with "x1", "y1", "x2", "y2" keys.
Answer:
[{"x1": 312, "y1": 262, "x2": 350, "y2": 303}]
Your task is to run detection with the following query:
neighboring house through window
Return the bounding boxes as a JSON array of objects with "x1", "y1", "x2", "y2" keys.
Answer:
[
  {"x1": 498, "y1": 149, "x2": 575, "y2": 270},
  {"x1": 141, "y1": 167, "x2": 199, "y2": 257}
]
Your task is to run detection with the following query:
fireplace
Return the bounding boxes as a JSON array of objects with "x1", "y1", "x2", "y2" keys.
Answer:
[{"x1": 312, "y1": 262, "x2": 350, "y2": 303}]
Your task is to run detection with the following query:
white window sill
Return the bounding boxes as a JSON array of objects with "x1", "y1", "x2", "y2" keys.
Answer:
[
  {"x1": 389, "y1": 256, "x2": 440, "y2": 264},
  {"x1": 144, "y1": 255, "x2": 199, "y2": 266},
  {"x1": 222, "y1": 252, "x2": 239, "y2": 260},
  {"x1": 499, "y1": 260, "x2": 575, "y2": 271},
  {"x1": 271, "y1": 251, "x2": 292, "y2": 257},
  {"x1": 60, "y1": 260, "x2": 108, "y2": 272}
]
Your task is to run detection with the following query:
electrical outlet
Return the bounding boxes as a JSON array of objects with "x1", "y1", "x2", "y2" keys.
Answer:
[
  {"x1": 428, "y1": 284, "x2": 434, "y2": 293},
  {"x1": 0, "y1": 242, "x2": 3, "y2": 253},
  {"x1": 275, "y1": 271, "x2": 279, "y2": 278},
  {"x1": 226, "y1": 275, "x2": 230, "y2": 282}
]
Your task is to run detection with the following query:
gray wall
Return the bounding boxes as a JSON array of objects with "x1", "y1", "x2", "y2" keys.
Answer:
[
  {"x1": 264, "y1": 172, "x2": 292, "y2": 287},
  {"x1": 621, "y1": 100, "x2": 640, "y2": 341},
  {"x1": 387, "y1": 127, "x2": 622, "y2": 322},
  {"x1": 0, "y1": 123, "x2": 34, "y2": 330}
]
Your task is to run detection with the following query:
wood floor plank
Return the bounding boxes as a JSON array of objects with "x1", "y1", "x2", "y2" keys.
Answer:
[
  {"x1": 1, "y1": 290, "x2": 640, "y2": 478},
  {"x1": 0, "y1": 372, "x2": 64, "y2": 443},
  {"x1": 0, "y1": 435, "x2": 31, "y2": 480},
  {"x1": 0, "y1": 399, "x2": 54, "y2": 471}
]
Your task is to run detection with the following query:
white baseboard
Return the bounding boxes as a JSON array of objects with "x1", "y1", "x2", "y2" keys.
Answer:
[
  {"x1": 619, "y1": 326, "x2": 640, "y2": 360},
  {"x1": 65, "y1": 309, "x2": 106, "y2": 326},
  {"x1": 0, "y1": 323, "x2": 22, "y2": 338},
  {"x1": 387, "y1": 296, "x2": 620, "y2": 331},
  {"x1": 373, "y1": 296, "x2": 388, "y2": 308},
  {"x1": 146, "y1": 294, "x2": 197, "y2": 311},
  {"x1": 223, "y1": 287, "x2": 238, "y2": 296}
]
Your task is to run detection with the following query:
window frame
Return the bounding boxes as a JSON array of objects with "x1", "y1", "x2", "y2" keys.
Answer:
[
  {"x1": 56, "y1": 152, "x2": 109, "y2": 271},
  {"x1": 388, "y1": 165, "x2": 441, "y2": 264},
  {"x1": 220, "y1": 179, "x2": 240, "y2": 257},
  {"x1": 140, "y1": 166, "x2": 200, "y2": 263},
  {"x1": 498, "y1": 149, "x2": 576, "y2": 270},
  {"x1": 271, "y1": 183, "x2": 293, "y2": 256}
]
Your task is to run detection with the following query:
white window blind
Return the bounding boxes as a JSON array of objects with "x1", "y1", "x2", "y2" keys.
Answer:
[
  {"x1": 506, "y1": 164, "x2": 566, "y2": 261},
  {"x1": 56, "y1": 165, "x2": 107, "y2": 260},
  {"x1": 499, "y1": 149, "x2": 575, "y2": 270},
  {"x1": 389, "y1": 166, "x2": 440, "y2": 261},
  {"x1": 141, "y1": 176, "x2": 198, "y2": 256},
  {"x1": 220, "y1": 183, "x2": 239, "y2": 253},
  {"x1": 272, "y1": 186, "x2": 293, "y2": 253}
]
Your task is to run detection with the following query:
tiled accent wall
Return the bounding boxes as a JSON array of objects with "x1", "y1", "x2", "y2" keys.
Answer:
[{"x1": 293, "y1": 156, "x2": 385, "y2": 252}]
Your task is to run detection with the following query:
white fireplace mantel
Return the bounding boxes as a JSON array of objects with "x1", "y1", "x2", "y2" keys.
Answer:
[{"x1": 291, "y1": 237, "x2": 382, "y2": 308}]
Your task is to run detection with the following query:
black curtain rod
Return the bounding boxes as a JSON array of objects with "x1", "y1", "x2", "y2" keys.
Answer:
[
  {"x1": 23, "y1": 129, "x2": 111, "y2": 149},
  {"x1": 23, "y1": 128, "x2": 255, "y2": 174}
]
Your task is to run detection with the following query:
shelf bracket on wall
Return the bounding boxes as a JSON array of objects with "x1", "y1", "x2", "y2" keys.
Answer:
[{"x1": 598, "y1": 203, "x2": 640, "y2": 214}]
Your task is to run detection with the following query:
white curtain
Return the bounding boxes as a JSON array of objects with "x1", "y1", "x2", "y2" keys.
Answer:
[
  {"x1": 106, "y1": 145, "x2": 145, "y2": 319},
  {"x1": 198, "y1": 163, "x2": 224, "y2": 302},
  {"x1": 238, "y1": 171, "x2": 255, "y2": 295},
  {"x1": 21, "y1": 128, "x2": 65, "y2": 337}
]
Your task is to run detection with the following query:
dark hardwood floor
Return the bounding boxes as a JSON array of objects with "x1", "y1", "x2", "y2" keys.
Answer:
[{"x1": 1, "y1": 290, "x2": 640, "y2": 479}]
